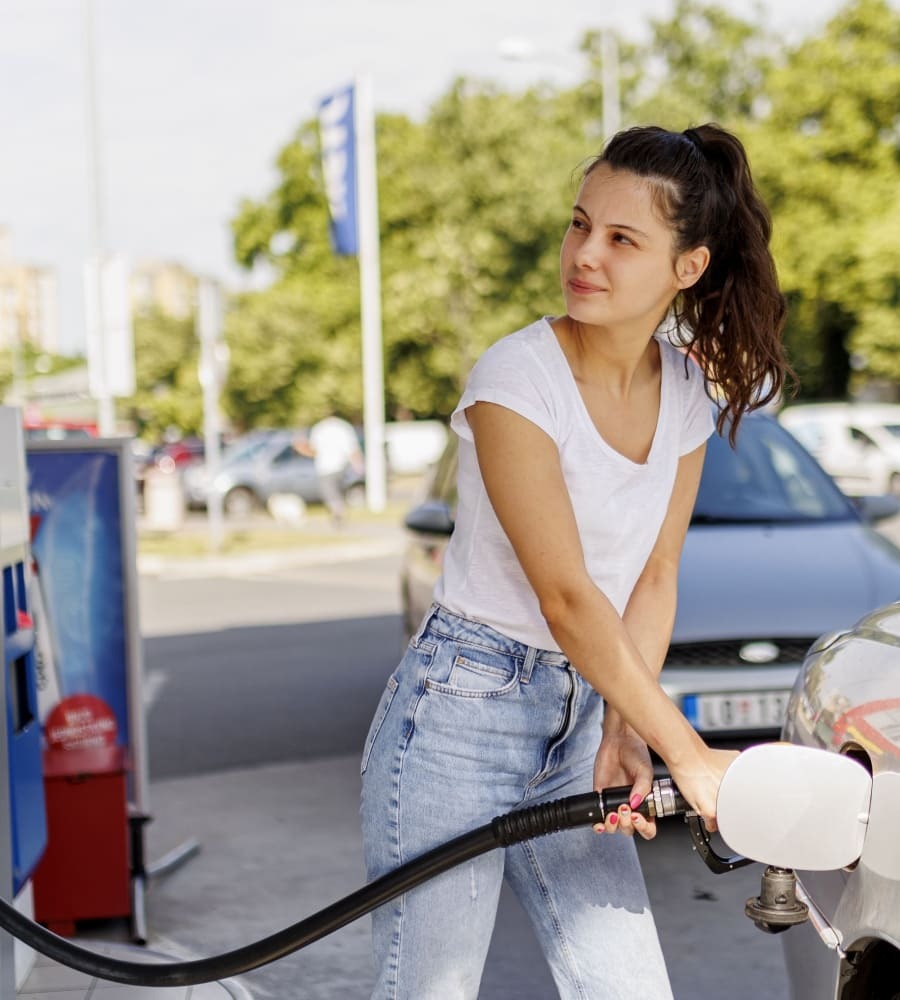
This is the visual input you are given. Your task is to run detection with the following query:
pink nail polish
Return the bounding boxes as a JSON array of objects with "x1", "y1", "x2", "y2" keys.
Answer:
[
  {"x1": 630, "y1": 794, "x2": 643, "y2": 810},
  {"x1": 609, "y1": 813, "x2": 618, "y2": 826}
]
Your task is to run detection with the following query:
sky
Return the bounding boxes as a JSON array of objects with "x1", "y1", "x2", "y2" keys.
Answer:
[{"x1": 0, "y1": 0, "x2": 851, "y2": 355}]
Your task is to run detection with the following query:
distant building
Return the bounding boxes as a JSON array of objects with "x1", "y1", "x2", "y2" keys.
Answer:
[
  {"x1": 0, "y1": 226, "x2": 61, "y2": 354},
  {"x1": 129, "y1": 260, "x2": 197, "y2": 319}
]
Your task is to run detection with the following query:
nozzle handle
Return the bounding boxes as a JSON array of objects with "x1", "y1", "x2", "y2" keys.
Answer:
[{"x1": 600, "y1": 778, "x2": 688, "y2": 821}]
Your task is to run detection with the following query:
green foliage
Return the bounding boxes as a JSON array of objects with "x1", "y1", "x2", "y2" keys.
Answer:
[
  {"x1": 122, "y1": 307, "x2": 203, "y2": 440},
  {"x1": 747, "y1": 0, "x2": 900, "y2": 397},
  {"x1": 228, "y1": 81, "x2": 590, "y2": 423},
  {"x1": 582, "y1": 0, "x2": 776, "y2": 128},
  {"x1": 0, "y1": 346, "x2": 84, "y2": 406},
  {"x1": 0, "y1": 351, "x2": 11, "y2": 399}
]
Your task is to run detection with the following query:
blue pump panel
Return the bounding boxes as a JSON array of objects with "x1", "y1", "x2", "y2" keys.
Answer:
[{"x1": 3, "y1": 560, "x2": 47, "y2": 893}]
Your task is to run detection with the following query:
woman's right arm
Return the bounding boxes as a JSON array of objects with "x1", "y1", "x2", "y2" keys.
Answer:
[{"x1": 465, "y1": 400, "x2": 734, "y2": 825}]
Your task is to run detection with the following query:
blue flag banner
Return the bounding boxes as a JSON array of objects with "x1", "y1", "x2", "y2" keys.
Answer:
[{"x1": 318, "y1": 84, "x2": 359, "y2": 256}]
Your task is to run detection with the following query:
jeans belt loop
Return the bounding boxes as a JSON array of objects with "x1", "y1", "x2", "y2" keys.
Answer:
[
  {"x1": 411, "y1": 603, "x2": 440, "y2": 648},
  {"x1": 521, "y1": 645, "x2": 537, "y2": 684}
]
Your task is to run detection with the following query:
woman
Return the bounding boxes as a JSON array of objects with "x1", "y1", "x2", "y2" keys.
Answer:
[{"x1": 360, "y1": 123, "x2": 791, "y2": 999}]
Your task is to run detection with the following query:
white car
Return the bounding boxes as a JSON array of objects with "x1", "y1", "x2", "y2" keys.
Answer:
[{"x1": 779, "y1": 402, "x2": 900, "y2": 497}]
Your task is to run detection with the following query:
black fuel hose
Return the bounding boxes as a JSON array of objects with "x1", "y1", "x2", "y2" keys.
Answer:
[{"x1": 0, "y1": 780, "x2": 686, "y2": 988}]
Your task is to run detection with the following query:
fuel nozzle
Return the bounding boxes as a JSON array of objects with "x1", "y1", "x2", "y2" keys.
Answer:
[{"x1": 599, "y1": 777, "x2": 688, "y2": 821}]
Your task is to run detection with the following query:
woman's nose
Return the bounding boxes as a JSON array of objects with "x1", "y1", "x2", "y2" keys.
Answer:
[{"x1": 574, "y1": 235, "x2": 604, "y2": 270}]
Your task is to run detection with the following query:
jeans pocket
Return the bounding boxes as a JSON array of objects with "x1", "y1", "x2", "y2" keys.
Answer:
[
  {"x1": 426, "y1": 648, "x2": 519, "y2": 698},
  {"x1": 360, "y1": 675, "x2": 400, "y2": 775}
]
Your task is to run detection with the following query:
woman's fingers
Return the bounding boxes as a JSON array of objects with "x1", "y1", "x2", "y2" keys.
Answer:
[{"x1": 592, "y1": 803, "x2": 658, "y2": 841}]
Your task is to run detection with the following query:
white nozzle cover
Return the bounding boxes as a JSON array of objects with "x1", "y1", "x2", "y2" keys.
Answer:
[{"x1": 717, "y1": 743, "x2": 871, "y2": 871}]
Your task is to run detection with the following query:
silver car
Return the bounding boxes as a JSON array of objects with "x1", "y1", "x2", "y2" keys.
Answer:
[
  {"x1": 774, "y1": 600, "x2": 900, "y2": 998},
  {"x1": 400, "y1": 412, "x2": 900, "y2": 740},
  {"x1": 183, "y1": 429, "x2": 364, "y2": 517}
]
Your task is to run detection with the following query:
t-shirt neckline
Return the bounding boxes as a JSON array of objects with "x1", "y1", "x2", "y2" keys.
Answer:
[{"x1": 540, "y1": 316, "x2": 667, "y2": 468}]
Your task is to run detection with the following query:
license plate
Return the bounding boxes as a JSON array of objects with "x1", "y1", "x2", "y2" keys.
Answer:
[{"x1": 683, "y1": 690, "x2": 790, "y2": 732}]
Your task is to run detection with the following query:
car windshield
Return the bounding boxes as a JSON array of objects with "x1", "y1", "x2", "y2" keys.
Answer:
[
  {"x1": 221, "y1": 433, "x2": 275, "y2": 465},
  {"x1": 692, "y1": 415, "x2": 856, "y2": 524}
]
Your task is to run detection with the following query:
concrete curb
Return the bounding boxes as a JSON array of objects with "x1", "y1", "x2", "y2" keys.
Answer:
[{"x1": 137, "y1": 536, "x2": 405, "y2": 579}]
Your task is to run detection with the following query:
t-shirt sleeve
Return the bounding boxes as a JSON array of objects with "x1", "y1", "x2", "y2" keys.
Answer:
[
  {"x1": 680, "y1": 357, "x2": 715, "y2": 455},
  {"x1": 450, "y1": 338, "x2": 557, "y2": 443}
]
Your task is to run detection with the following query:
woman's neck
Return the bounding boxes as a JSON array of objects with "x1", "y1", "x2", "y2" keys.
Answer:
[{"x1": 551, "y1": 316, "x2": 661, "y2": 398}]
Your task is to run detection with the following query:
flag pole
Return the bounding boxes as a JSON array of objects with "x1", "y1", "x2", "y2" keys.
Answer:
[{"x1": 354, "y1": 74, "x2": 387, "y2": 512}]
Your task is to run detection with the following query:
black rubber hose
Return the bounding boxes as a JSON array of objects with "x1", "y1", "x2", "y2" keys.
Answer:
[{"x1": 0, "y1": 791, "x2": 606, "y2": 988}]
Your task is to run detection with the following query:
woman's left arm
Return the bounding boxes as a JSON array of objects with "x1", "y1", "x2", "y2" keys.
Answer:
[{"x1": 594, "y1": 443, "x2": 707, "y2": 833}]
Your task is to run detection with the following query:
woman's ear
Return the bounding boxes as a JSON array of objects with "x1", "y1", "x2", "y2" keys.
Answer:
[{"x1": 675, "y1": 246, "x2": 710, "y2": 290}]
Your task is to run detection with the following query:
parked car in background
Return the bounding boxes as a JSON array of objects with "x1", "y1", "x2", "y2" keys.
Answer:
[
  {"x1": 400, "y1": 412, "x2": 900, "y2": 740},
  {"x1": 134, "y1": 436, "x2": 210, "y2": 501},
  {"x1": 23, "y1": 419, "x2": 96, "y2": 440},
  {"x1": 182, "y1": 428, "x2": 365, "y2": 517},
  {"x1": 779, "y1": 402, "x2": 900, "y2": 497},
  {"x1": 778, "y1": 599, "x2": 900, "y2": 999}
]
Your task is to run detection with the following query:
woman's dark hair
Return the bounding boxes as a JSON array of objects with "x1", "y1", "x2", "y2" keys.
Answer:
[{"x1": 585, "y1": 123, "x2": 793, "y2": 442}]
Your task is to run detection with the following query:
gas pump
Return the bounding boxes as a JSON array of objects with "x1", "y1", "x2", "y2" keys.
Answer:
[{"x1": 0, "y1": 406, "x2": 48, "y2": 992}]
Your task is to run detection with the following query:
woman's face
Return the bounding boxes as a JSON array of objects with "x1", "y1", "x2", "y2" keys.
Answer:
[{"x1": 559, "y1": 164, "x2": 703, "y2": 335}]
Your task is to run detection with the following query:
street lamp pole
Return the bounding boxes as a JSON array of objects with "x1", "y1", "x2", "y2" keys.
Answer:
[
  {"x1": 497, "y1": 31, "x2": 621, "y2": 141},
  {"x1": 601, "y1": 30, "x2": 621, "y2": 141},
  {"x1": 82, "y1": 0, "x2": 115, "y2": 436}
]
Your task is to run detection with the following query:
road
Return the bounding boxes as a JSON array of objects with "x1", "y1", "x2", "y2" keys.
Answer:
[{"x1": 138, "y1": 542, "x2": 793, "y2": 1000}]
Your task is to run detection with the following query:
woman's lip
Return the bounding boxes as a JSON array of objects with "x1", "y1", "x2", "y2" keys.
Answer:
[{"x1": 568, "y1": 278, "x2": 606, "y2": 294}]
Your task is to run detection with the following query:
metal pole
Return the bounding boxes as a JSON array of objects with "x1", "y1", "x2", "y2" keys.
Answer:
[
  {"x1": 601, "y1": 30, "x2": 621, "y2": 142},
  {"x1": 0, "y1": 589, "x2": 16, "y2": 997},
  {"x1": 354, "y1": 75, "x2": 387, "y2": 512},
  {"x1": 83, "y1": 0, "x2": 114, "y2": 435},
  {"x1": 0, "y1": 457, "x2": 17, "y2": 996},
  {"x1": 197, "y1": 279, "x2": 225, "y2": 552}
]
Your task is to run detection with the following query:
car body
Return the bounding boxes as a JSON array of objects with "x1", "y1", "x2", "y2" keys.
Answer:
[
  {"x1": 779, "y1": 402, "x2": 900, "y2": 497},
  {"x1": 400, "y1": 412, "x2": 900, "y2": 740},
  {"x1": 182, "y1": 429, "x2": 364, "y2": 517},
  {"x1": 778, "y1": 600, "x2": 900, "y2": 999}
]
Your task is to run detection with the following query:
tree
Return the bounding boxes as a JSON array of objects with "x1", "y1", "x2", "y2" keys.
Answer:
[
  {"x1": 227, "y1": 81, "x2": 592, "y2": 424},
  {"x1": 580, "y1": 0, "x2": 776, "y2": 129},
  {"x1": 746, "y1": 0, "x2": 900, "y2": 397},
  {"x1": 122, "y1": 306, "x2": 203, "y2": 439}
]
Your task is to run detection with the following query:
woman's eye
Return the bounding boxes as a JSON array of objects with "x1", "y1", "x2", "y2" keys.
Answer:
[
  {"x1": 612, "y1": 232, "x2": 634, "y2": 246},
  {"x1": 570, "y1": 217, "x2": 588, "y2": 231}
]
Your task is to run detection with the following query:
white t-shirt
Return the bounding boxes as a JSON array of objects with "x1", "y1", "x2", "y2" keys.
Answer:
[
  {"x1": 434, "y1": 317, "x2": 714, "y2": 651},
  {"x1": 309, "y1": 417, "x2": 360, "y2": 476}
]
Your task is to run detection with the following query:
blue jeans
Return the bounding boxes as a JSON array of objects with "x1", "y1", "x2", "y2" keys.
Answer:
[{"x1": 360, "y1": 604, "x2": 672, "y2": 999}]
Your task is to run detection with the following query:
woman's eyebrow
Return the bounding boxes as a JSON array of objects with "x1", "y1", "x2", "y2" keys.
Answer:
[
  {"x1": 572, "y1": 204, "x2": 649, "y2": 239},
  {"x1": 606, "y1": 223, "x2": 650, "y2": 239}
]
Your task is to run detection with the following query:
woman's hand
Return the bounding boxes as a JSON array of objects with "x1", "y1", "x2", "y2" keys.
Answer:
[
  {"x1": 666, "y1": 747, "x2": 740, "y2": 832},
  {"x1": 592, "y1": 726, "x2": 657, "y2": 841}
]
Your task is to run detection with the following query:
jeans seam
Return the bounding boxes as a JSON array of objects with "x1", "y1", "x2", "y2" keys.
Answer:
[
  {"x1": 521, "y1": 840, "x2": 589, "y2": 1000},
  {"x1": 385, "y1": 673, "x2": 428, "y2": 999}
]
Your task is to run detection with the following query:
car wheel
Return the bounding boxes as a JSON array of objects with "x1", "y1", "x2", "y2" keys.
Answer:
[{"x1": 224, "y1": 487, "x2": 259, "y2": 518}]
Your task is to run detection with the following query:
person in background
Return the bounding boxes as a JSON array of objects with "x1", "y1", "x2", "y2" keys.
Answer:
[
  {"x1": 303, "y1": 414, "x2": 364, "y2": 526},
  {"x1": 360, "y1": 123, "x2": 792, "y2": 999}
]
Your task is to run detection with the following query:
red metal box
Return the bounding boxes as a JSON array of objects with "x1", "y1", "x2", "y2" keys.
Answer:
[{"x1": 32, "y1": 746, "x2": 131, "y2": 935}]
